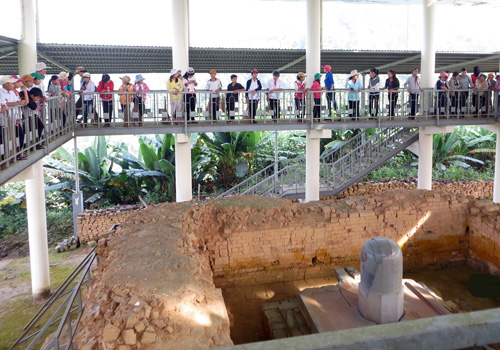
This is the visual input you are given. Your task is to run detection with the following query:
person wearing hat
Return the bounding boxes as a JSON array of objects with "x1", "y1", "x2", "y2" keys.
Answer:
[
  {"x1": 80, "y1": 72, "x2": 96, "y2": 124},
  {"x1": 267, "y1": 71, "x2": 284, "y2": 121},
  {"x1": 0, "y1": 76, "x2": 28, "y2": 160},
  {"x1": 226, "y1": 74, "x2": 245, "y2": 120},
  {"x1": 34, "y1": 62, "x2": 51, "y2": 94},
  {"x1": 474, "y1": 73, "x2": 489, "y2": 115},
  {"x1": 294, "y1": 72, "x2": 307, "y2": 120},
  {"x1": 448, "y1": 72, "x2": 462, "y2": 116},
  {"x1": 436, "y1": 71, "x2": 449, "y2": 117},
  {"x1": 458, "y1": 68, "x2": 473, "y2": 114},
  {"x1": 310, "y1": 73, "x2": 323, "y2": 120},
  {"x1": 346, "y1": 70, "x2": 362, "y2": 121},
  {"x1": 21, "y1": 74, "x2": 35, "y2": 91},
  {"x1": 404, "y1": 68, "x2": 424, "y2": 119},
  {"x1": 118, "y1": 76, "x2": 134, "y2": 126},
  {"x1": 97, "y1": 74, "x2": 114, "y2": 126},
  {"x1": 168, "y1": 69, "x2": 183, "y2": 123},
  {"x1": 58, "y1": 72, "x2": 70, "y2": 94},
  {"x1": 133, "y1": 74, "x2": 150, "y2": 125},
  {"x1": 246, "y1": 69, "x2": 262, "y2": 123},
  {"x1": 206, "y1": 69, "x2": 222, "y2": 121},
  {"x1": 182, "y1": 67, "x2": 197, "y2": 121},
  {"x1": 381, "y1": 70, "x2": 400, "y2": 119},
  {"x1": 322, "y1": 65, "x2": 337, "y2": 117}
]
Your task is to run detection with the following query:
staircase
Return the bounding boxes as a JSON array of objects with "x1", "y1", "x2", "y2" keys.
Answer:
[{"x1": 215, "y1": 127, "x2": 419, "y2": 200}]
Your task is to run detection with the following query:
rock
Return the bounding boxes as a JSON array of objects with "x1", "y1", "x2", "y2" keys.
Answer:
[
  {"x1": 151, "y1": 319, "x2": 166, "y2": 329},
  {"x1": 134, "y1": 320, "x2": 146, "y2": 333},
  {"x1": 151, "y1": 309, "x2": 160, "y2": 319},
  {"x1": 121, "y1": 329, "x2": 136, "y2": 345},
  {"x1": 125, "y1": 313, "x2": 138, "y2": 329},
  {"x1": 102, "y1": 323, "x2": 121, "y2": 342},
  {"x1": 166, "y1": 326, "x2": 174, "y2": 334},
  {"x1": 140, "y1": 327, "x2": 157, "y2": 344},
  {"x1": 87, "y1": 240, "x2": 97, "y2": 247}
]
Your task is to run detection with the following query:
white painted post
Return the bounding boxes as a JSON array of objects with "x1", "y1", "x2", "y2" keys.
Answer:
[
  {"x1": 305, "y1": 131, "x2": 321, "y2": 203},
  {"x1": 18, "y1": 0, "x2": 37, "y2": 75},
  {"x1": 172, "y1": 0, "x2": 193, "y2": 202},
  {"x1": 306, "y1": 0, "x2": 321, "y2": 87},
  {"x1": 25, "y1": 160, "x2": 50, "y2": 299},
  {"x1": 418, "y1": 0, "x2": 436, "y2": 191},
  {"x1": 304, "y1": 0, "x2": 322, "y2": 203},
  {"x1": 175, "y1": 134, "x2": 193, "y2": 202},
  {"x1": 494, "y1": 126, "x2": 500, "y2": 203}
]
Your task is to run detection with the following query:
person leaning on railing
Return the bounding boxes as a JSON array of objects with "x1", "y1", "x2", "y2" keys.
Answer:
[
  {"x1": 448, "y1": 72, "x2": 462, "y2": 117},
  {"x1": 458, "y1": 68, "x2": 473, "y2": 113},
  {"x1": 474, "y1": 73, "x2": 490, "y2": 115},
  {"x1": 323, "y1": 65, "x2": 337, "y2": 117},
  {"x1": 97, "y1": 74, "x2": 114, "y2": 127},
  {"x1": 380, "y1": 70, "x2": 400, "y2": 120},
  {"x1": 0, "y1": 76, "x2": 28, "y2": 160},
  {"x1": 80, "y1": 72, "x2": 96, "y2": 125},
  {"x1": 346, "y1": 70, "x2": 362, "y2": 121},
  {"x1": 118, "y1": 76, "x2": 134, "y2": 127},
  {"x1": 26, "y1": 87, "x2": 45, "y2": 149},
  {"x1": 368, "y1": 68, "x2": 380, "y2": 120},
  {"x1": 310, "y1": 73, "x2": 322, "y2": 121},
  {"x1": 404, "y1": 67, "x2": 423, "y2": 120},
  {"x1": 167, "y1": 69, "x2": 183, "y2": 124},
  {"x1": 294, "y1": 72, "x2": 307, "y2": 121},
  {"x1": 182, "y1": 67, "x2": 197, "y2": 122},
  {"x1": 436, "y1": 71, "x2": 450, "y2": 118},
  {"x1": 226, "y1": 74, "x2": 245, "y2": 121},
  {"x1": 206, "y1": 69, "x2": 222, "y2": 121},
  {"x1": 246, "y1": 68, "x2": 262, "y2": 124},
  {"x1": 267, "y1": 71, "x2": 284, "y2": 121},
  {"x1": 132, "y1": 74, "x2": 149, "y2": 126}
]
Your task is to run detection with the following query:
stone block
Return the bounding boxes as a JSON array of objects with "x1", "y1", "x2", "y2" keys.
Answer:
[
  {"x1": 102, "y1": 323, "x2": 121, "y2": 342},
  {"x1": 121, "y1": 329, "x2": 136, "y2": 345}
]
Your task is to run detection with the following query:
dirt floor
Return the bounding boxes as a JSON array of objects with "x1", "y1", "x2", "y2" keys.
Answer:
[
  {"x1": 0, "y1": 247, "x2": 90, "y2": 350},
  {"x1": 223, "y1": 265, "x2": 500, "y2": 346}
]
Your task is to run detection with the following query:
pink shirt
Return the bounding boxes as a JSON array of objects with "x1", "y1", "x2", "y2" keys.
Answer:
[
  {"x1": 310, "y1": 80, "x2": 322, "y2": 99},
  {"x1": 133, "y1": 83, "x2": 150, "y2": 100},
  {"x1": 294, "y1": 80, "x2": 306, "y2": 99}
]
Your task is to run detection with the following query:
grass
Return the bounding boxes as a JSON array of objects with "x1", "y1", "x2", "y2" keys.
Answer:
[{"x1": 0, "y1": 249, "x2": 85, "y2": 350}]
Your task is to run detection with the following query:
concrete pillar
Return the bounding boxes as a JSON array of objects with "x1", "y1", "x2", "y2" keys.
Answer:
[
  {"x1": 172, "y1": 0, "x2": 192, "y2": 202},
  {"x1": 305, "y1": 130, "x2": 331, "y2": 203},
  {"x1": 18, "y1": 0, "x2": 38, "y2": 75},
  {"x1": 420, "y1": 0, "x2": 436, "y2": 88},
  {"x1": 175, "y1": 134, "x2": 192, "y2": 202},
  {"x1": 25, "y1": 160, "x2": 50, "y2": 299},
  {"x1": 172, "y1": 0, "x2": 189, "y2": 73},
  {"x1": 417, "y1": 129, "x2": 433, "y2": 190},
  {"x1": 306, "y1": 0, "x2": 321, "y2": 87},
  {"x1": 417, "y1": 0, "x2": 436, "y2": 190}
]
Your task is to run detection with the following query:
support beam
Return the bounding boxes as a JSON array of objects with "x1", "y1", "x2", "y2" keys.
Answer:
[
  {"x1": 306, "y1": 0, "x2": 321, "y2": 87},
  {"x1": 420, "y1": 0, "x2": 436, "y2": 88},
  {"x1": 361, "y1": 54, "x2": 421, "y2": 74},
  {"x1": 36, "y1": 50, "x2": 71, "y2": 72},
  {"x1": 18, "y1": 0, "x2": 37, "y2": 75},
  {"x1": 25, "y1": 160, "x2": 50, "y2": 299},
  {"x1": 276, "y1": 55, "x2": 306, "y2": 72},
  {"x1": 175, "y1": 134, "x2": 193, "y2": 202},
  {"x1": 417, "y1": 130, "x2": 433, "y2": 190},
  {"x1": 305, "y1": 129, "x2": 331, "y2": 203},
  {"x1": 171, "y1": 0, "x2": 189, "y2": 73}
]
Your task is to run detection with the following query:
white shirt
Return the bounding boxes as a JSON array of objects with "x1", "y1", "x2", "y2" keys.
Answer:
[
  {"x1": 183, "y1": 77, "x2": 196, "y2": 93},
  {"x1": 267, "y1": 78, "x2": 284, "y2": 99},
  {"x1": 248, "y1": 79, "x2": 260, "y2": 101},
  {"x1": 0, "y1": 87, "x2": 19, "y2": 126},
  {"x1": 82, "y1": 80, "x2": 96, "y2": 101},
  {"x1": 206, "y1": 78, "x2": 222, "y2": 98}
]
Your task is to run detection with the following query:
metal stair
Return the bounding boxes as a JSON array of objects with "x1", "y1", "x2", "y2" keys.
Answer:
[{"x1": 215, "y1": 127, "x2": 419, "y2": 200}]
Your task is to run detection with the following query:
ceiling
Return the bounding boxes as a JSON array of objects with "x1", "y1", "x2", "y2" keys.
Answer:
[{"x1": 0, "y1": 36, "x2": 498, "y2": 76}]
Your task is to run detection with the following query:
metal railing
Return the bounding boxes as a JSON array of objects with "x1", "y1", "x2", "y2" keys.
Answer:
[
  {"x1": 10, "y1": 245, "x2": 98, "y2": 350},
  {"x1": 214, "y1": 128, "x2": 372, "y2": 199},
  {"x1": 0, "y1": 95, "x2": 75, "y2": 171}
]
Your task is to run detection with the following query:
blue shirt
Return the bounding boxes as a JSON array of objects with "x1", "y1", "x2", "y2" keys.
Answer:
[
  {"x1": 346, "y1": 79, "x2": 362, "y2": 101},
  {"x1": 324, "y1": 72, "x2": 334, "y2": 90}
]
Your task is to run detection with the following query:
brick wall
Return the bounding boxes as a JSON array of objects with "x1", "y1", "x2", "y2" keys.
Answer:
[
  {"x1": 183, "y1": 191, "x2": 471, "y2": 288},
  {"x1": 77, "y1": 205, "x2": 142, "y2": 243}
]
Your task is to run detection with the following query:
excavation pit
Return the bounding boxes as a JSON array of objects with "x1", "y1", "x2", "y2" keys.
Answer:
[{"x1": 75, "y1": 190, "x2": 500, "y2": 349}]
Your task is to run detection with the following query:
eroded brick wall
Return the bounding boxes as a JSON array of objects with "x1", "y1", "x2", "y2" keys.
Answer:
[{"x1": 184, "y1": 191, "x2": 471, "y2": 288}]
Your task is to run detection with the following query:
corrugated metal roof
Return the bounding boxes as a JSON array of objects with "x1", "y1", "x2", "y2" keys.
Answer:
[{"x1": 0, "y1": 38, "x2": 498, "y2": 75}]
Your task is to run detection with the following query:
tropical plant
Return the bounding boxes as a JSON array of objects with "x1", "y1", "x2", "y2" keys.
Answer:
[{"x1": 431, "y1": 131, "x2": 484, "y2": 171}]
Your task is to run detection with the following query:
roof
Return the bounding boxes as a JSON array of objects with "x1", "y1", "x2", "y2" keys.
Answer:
[{"x1": 0, "y1": 38, "x2": 498, "y2": 75}]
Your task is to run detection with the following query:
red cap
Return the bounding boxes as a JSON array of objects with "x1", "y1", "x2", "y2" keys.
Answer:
[
  {"x1": 251, "y1": 68, "x2": 259, "y2": 74},
  {"x1": 322, "y1": 65, "x2": 332, "y2": 72}
]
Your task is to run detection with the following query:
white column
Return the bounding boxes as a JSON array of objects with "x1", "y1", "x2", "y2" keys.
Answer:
[
  {"x1": 175, "y1": 134, "x2": 192, "y2": 202},
  {"x1": 18, "y1": 0, "x2": 38, "y2": 75},
  {"x1": 417, "y1": 0, "x2": 436, "y2": 191},
  {"x1": 306, "y1": 0, "x2": 321, "y2": 87},
  {"x1": 172, "y1": 0, "x2": 192, "y2": 202},
  {"x1": 494, "y1": 126, "x2": 500, "y2": 203},
  {"x1": 420, "y1": 0, "x2": 436, "y2": 88},
  {"x1": 25, "y1": 160, "x2": 50, "y2": 299},
  {"x1": 417, "y1": 130, "x2": 433, "y2": 190},
  {"x1": 172, "y1": 0, "x2": 189, "y2": 73},
  {"x1": 305, "y1": 131, "x2": 320, "y2": 203}
]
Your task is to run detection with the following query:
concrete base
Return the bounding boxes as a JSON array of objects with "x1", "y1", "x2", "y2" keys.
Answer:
[{"x1": 298, "y1": 267, "x2": 450, "y2": 333}]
